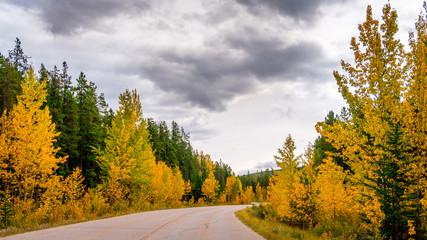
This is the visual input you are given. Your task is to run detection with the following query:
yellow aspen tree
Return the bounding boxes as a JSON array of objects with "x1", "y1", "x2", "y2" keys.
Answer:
[
  {"x1": 291, "y1": 144, "x2": 316, "y2": 229},
  {"x1": 96, "y1": 89, "x2": 156, "y2": 206},
  {"x1": 224, "y1": 175, "x2": 242, "y2": 204},
  {"x1": 406, "y1": 9, "x2": 427, "y2": 236},
  {"x1": 150, "y1": 161, "x2": 173, "y2": 205},
  {"x1": 315, "y1": 157, "x2": 357, "y2": 223},
  {"x1": 168, "y1": 167, "x2": 187, "y2": 206},
  {"x1": 240, "y1": 186, "x2": 254, "y2": 204},
  {"x1": 36, "y1": 174, "x2": 63, "y2": 223},
  {"x1": 316, "y1": 4, "x2": 415, "y2": 238},
  {"x1": 268, "y1": 134, "x2": 301, "y2": 225},
  {"x1": 201, "y1": 155, "x2": 219, "y2": 203},
  {"x1": 255, "y1": 183, "x2": 266, "y2": 202},
  {"x1": 0, "y1": 67, "x2": 66, "y2": 203},
  {"x1": 63, "y1": 168, "x2": 85, "y2": 218}
]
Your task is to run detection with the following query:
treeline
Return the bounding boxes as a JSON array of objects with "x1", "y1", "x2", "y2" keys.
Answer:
[
  {"x1": 238, "y1": 170, "x2": 271, "y2": 202},
  {"x1": 0, "y1": 39, "x2": 260, "y2": 230},
  {"x1": 262, "y1": 4, "x2": 427, "y2": 240}
]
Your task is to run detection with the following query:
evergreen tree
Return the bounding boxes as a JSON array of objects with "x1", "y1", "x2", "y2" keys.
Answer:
[
  {"x1": 76, "y1": 72, "x2": 103, "y2": 187},
  {"x1": 59, "y1": 62, "x2": 80, "y2": 174},
  {"x1": 0, "y1": 38, "x2": 29, "y2": 115}
]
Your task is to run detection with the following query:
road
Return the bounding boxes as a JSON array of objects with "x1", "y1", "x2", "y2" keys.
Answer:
[{"x1": 3, "y1": 205, "x2": 265, "y2": 240}]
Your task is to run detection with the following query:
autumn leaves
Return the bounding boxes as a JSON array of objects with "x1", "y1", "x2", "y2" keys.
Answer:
[{"x1": 267, "y1": 4, "x2": 427, "y2": 239}]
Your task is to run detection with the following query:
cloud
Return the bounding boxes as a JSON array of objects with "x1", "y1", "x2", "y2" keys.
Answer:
[
  {"x1": 140, "y1": 31, "x2": 329, "y2": 111},
  {"x1": 235, "y1": 0, "x2": 348, "y2": 23},
  {"x1": 254, "y1": 160, "x2": 276, "y2": 169},
  {"x1": 225, "y1": 32, "x2": 329, "y2": 81},
  {"x1": 5, "y1": 0, "x2": 151, "y2": 35}
]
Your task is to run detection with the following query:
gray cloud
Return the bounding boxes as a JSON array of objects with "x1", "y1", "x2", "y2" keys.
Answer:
[
  {"x1": 235, "y1": 0, "x2": 348, "y2": 22},
  {"x1": 254, "y1": 160, "x2": 276, "y2": 170},
  {"x1": 6, "y1": 0, "x2": 150, "y2": 35},
  {"x1": 140, "y1": 33, "x2": 329, "y2": 111}
]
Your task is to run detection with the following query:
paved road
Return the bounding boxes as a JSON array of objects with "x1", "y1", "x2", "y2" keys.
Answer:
[{"x1": 4, "y1": 205, "x2": 265, "y2": 240}]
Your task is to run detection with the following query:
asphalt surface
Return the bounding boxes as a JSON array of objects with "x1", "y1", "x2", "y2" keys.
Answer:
[{"x1": 3, "y1": 205, "x2": 265, "y2": 240}]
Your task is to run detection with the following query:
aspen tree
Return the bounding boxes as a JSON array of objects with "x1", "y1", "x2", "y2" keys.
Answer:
[
  {"x1": 316, "y1": 4, "x2": 416, "y2": 238},
  {"x1": 405, "y1": 8, "x2": 427, "y2": 237},
  {"x1": 150, "y1": 161, "x2": 173, "y2": 205},
  {"x1": 201, "y1": 154, "x2": 219, "y2": 202},
  {"x1": 241, "y1": 186, "x2": 255, "y2": 204},
  {"x1": 268, "y1": 134, "x2": 301, "y2": 225},
  {"x1": 96, "y1": 89, "x2": 156, "y2": 205},
  {"x1": 315, "y1": 158, "x2": 356, "y2": 223},
  {"x1": 0, "y1": 67, "x2": 66, "y2": 202},
  {"x1": 224, "y1": 175, "x2": 242, "y2": 204}
]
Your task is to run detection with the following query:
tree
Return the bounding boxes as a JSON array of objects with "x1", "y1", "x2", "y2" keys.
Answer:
[
  {"x1": 268, "y1": 134, "x2": 302, "y2": 225},
  {"x1": 405, "y1": 6, "x2": 427, "y2": 238},
  {"x1": 0, "y1": 38, "x2": 29, "y2": 115},
  {"x1": 313, "y1": 111, "x2": 347, "y2": 170},
  {"x1": 76, "y1": 72, "x2": 103, "y2": 186},
  {"x1": 201, "y1": 154, "x2": 219, "y2": 203},
  {"x1": 224, "y1": 175, "x2": 242, "y2": 204},
  {"x1": 0, "y1": 67, "x2": 66, "y2": 202},
  {"x1": 59, "y1": 62, "x2": 80, "y2": 174},
  {"x1": 96, "y1": 89, "x2": 156, "y2": 205},
  {"x1": 314, "y1": 158, "x2": 358, "y2": 230},
  {"x1": 316, "y1": 4, "x2": 417, "y2": 239}
]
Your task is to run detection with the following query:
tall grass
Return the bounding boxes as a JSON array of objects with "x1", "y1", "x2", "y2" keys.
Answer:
[{"x1": 235, "y1": 205, "x2": 319, "y2": 240}]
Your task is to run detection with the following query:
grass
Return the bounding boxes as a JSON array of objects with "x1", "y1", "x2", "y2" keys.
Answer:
[{"x1": 235, "y1": 206, "x2": 319, "y2": 240}]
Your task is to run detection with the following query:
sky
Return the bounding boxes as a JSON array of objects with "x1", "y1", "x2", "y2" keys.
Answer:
[{"x1": 0, "y1": 0, "x2": 425, "y2": 174}]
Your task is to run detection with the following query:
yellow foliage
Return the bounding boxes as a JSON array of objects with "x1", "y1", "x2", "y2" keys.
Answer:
[
  {"x1": 81, "y1": 186, "x2": 109, "y2": 216},
  {"x1": 315, "y1": 158, "x2": 356, "y2": 222},
  {"x1": 0, "y1": 67, "x2": 66, "y2": 202},
  {"x1": 255, "y1": 183, "x2": 267, "y2": 202},
  {"x1": 201, "y1": 154, "x2": 219, "y2": 202},
  {"x1": 36, "y1": 175, "x2": 64, "y2": 223},
  {"x1": 224, "y1": 175, "x2": 242, "y2": 204},
  {"x1": 168, "y1": 167, "x2": 187, "y2": 206},
  {"x1": 63, "y1": 168, "x2": 85, "y2": 219},
  {"x1": 150, "y1": 161, "x2": 173, "y2": 205},
  {"x1": 268, "y1": 135, "x2": 315, "y2": 227},
  {"x1": 96, "y1": 89, "x2": 156, "y2": 206},
  {"x1": 240, "y1": 186, "x2": 255, "y2": 204}
]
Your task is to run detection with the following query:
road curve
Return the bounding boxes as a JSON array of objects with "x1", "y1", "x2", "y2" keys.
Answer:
[{"x1": 4, "y1": 205, "x2": 265, "y2": 240}]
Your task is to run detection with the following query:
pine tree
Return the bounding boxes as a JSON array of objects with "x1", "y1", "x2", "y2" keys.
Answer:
[
  {"x1": 0, "y1": 38, "x2": 29, "y2": 115},
  {"x1": 76, "y1": 72, "x2": 103, "y2": 187},
  {"x1": 59, "y1": 62, "x2": 80, "y2": 174}
]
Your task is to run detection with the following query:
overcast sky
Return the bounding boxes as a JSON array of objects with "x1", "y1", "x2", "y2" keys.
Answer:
[{"x1": 0, "y1": 0, "x2": 424, "y2": 174}]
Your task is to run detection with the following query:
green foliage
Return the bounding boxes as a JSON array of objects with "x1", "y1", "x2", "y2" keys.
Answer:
[
  {"x1": 0, "y1": 193, "x2": 14, "y2": 229},
  {"x1": 0, "y1": 38, "x2": 28, "y2": 115},
  {"x1": 75, "y1": 72, "x2": 105, "y2": 187},
  {"x1": 313, "y1": 110, "x2": 348, "y2": 170}
]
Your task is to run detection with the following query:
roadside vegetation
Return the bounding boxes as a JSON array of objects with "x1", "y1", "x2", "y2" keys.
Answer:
[
  {"x1": 236, "y1": 205, "x2": 318, "y2": 240},
  {"x1": 239, "y1": 3, "x2": 427, "y2": 240}
]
